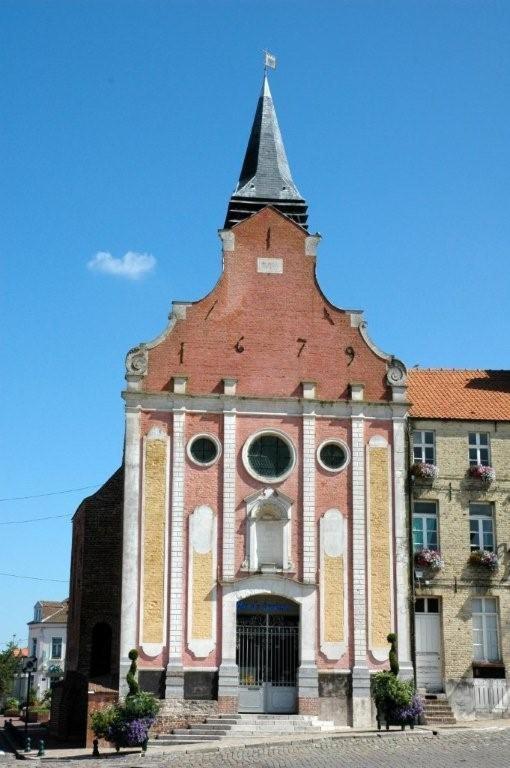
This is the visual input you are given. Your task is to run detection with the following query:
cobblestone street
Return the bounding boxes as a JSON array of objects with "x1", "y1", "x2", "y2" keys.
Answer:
[{"x1": 36, "y1": 729, "x2": 510, "y2": 768}]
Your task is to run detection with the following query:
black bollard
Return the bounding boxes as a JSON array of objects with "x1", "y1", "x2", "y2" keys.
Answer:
[
  {"x1": 37, "y1": 740, "x2": 45, "y2": 757},
  {"x1": 24, "y1": 736, "x2": 31, "y2": 753},
  {"x1": 92, "y1": 738, "x2": 100, "y2": 757}
]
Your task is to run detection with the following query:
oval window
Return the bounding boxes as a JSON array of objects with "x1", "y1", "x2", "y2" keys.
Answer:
[
  {"x1": 188, "y1": 435, "x2": 220, "y2": 466},
  {"x1": 317, "y1": 441, "x2": 349, "y2": 472},
  {"x1": 246, "y1": 433, "x2": 294, "y2": 481}
]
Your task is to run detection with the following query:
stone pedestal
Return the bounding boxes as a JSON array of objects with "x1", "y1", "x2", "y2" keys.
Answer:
[
  {"x1": 352, "y1": 666, "x2": 372, "y2": 728},
  {"x1": 218, "y1": 663, "x2": 239, "y2": 713},
  {"x1": 297, "y1": 664, "x2": 319, "y2": 715},
  {"x1": 165, "y1": 662, "x2": 184, "y2": 699}
]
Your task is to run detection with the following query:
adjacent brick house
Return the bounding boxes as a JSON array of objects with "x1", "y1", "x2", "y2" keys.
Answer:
[
  {"x1": 59, "y1": 73, "x2": 413, "y2": 742},
  {"x1": 409, "y1": 369, "x2": 510, "y2": 719}
]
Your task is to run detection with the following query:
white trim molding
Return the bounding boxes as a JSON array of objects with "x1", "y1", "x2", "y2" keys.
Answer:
[
  {"x1": 119, "y1": 407, "x2": 142, "y2": 697},
  {"x1": 316, "y1": 438, "x2": 351, "y2": 474},
  {"x1": 186, "y1": 433, "x2": 222, "y2": 468},
  {"x1": 244, "y1": 488, "x2": 293, "y2": 573},
  {"x1": 320, "y1": 509, "x2": 348, "y2": 660},
  {"x1": 302, "y1": 413, "x2": 316, "y2": 583},
  {"x1": 393, "y1": 417, "x2": 413, "y2": 678},
  {"x1": 139, "y1": 427, "x2": 170, "y2": 657},
  {"x1": 222, "y1": 408, "x2": 237, "y2": 580},
  {"x1": 187, "y1": 505, "x2": 217, "y2": 659},
  {"x1": 241, "y1": 428, "x2": 296, "y2": 484},
  {"x1": 366, "y1": 434, "x2": 394, "y2": 662},
  {"x1": 166, "y1": 409, "x2": 186, "y2": 697}
]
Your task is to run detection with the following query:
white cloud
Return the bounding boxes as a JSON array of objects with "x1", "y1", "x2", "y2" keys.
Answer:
[{"x1": 87, "y1": 250, "x2": 156, "y2": 280}]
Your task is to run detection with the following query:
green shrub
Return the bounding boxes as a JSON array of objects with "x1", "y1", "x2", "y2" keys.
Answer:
[
  {"x1": 372, "y1": 671, "x2": 414, "y2": 710},
  {"x1": 126, "y1": 649, "x2": 140, "y2": 697},
  {"x1": 387, "y1": 633, "x2": 399, "y2": 677},
  {"x1": 3, "y1": 697, "x2": 20, "y2": 712},
  {"x1": 120, "y1": 691, "x2": 159, "y2": 720},
  {"x1": 90, "y1": 705, "x2": 120, "y2": 739}
]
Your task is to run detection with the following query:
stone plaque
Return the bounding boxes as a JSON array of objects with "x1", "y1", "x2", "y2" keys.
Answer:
[{"x1": 257, "y1": 257, "x2": 283, "y2": 274}]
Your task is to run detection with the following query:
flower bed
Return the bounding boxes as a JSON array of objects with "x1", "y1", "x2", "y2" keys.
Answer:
[
  {"x1": 410, "y1": 462, "x2": 438, "y2": 481},
  {"x1": 414, "y1": 549, "x2": 444, "y2": 571},
  {"x1": 468, "y1": 465, "x2": 495, "y2": 482},
  {"x1": 469, "y1": 549, "x2": 499, "y2": 571},
  {"x1": 389, "y1": 694, "x2": 424, "y2": 724},
  {"x1": 91, "y1": 649, "x2": 160, "y2": 753}
]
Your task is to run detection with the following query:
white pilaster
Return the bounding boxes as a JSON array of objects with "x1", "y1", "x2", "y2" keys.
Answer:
[
  {"x1": 302, "y1": 411, "x2": 316, "y2": 583},
  {"x1": 119, "y1": 407, "x2": 141, "y2": 697},
  {"x1": 166, "y1": 408, "x2": 185, "y2": 698},
  {"x1": 222, "y1": 409, "x2": 237, "y2": 580},
  {"x1": 350, "y1": 412, "x2": 371, "y2": 727},
  {"x1": 393, "y1": 417, "x2": 413, "y2": 678}
]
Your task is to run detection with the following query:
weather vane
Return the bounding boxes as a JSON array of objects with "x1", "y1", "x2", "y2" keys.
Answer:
[{"x1": 263, "y1": 50, "x2": 277, "y2": 73}]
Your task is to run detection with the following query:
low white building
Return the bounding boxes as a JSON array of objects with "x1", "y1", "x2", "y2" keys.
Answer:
[{"x1": 27, "y1": 600, "x2": 68, "y2": 697}]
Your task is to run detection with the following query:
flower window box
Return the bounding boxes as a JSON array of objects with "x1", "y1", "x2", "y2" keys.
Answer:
[
  {"x1": 468, "y1": 465, "x2": 495, "y2": 483},
  {"x1": 414, "y1": 549, "x2": 443, "y2": 572},
  {"x1": 469, "y1": 549, "x2": 499, "y2": 571},
  {"x1": 410, "y1": 462, "x2": 438, "y2": 481}
]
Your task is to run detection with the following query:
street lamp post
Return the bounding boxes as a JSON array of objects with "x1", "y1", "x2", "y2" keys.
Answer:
[{"x1": 22, "y1": 656, "x2": 37, "y2": 749}]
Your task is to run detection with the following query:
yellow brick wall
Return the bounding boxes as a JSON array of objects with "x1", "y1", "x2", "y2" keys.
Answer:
[
  {"x1": 369, "y1": 446, "x2": 392, "y2": 649},
  {"x1": 324, "y1": 554, "x2": 344, "y2": 642},
  {"x1": 412, "y1": 420, "x2": 510, "y2": 680},
  {"x1": 192, "y1": 551, "x2": 213, "y2": 640},
  {"x1": 142, "y1": 438, "x2": 167, "y2": 644}
]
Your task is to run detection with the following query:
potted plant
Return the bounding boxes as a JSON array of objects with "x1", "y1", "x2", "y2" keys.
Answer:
[
  {"x1": 414, "y1": 549, "x2": 444, "y2": 572},
  {"x1": 372, "y1": 634, "x2": 423, "y2": 730},
  {"x1": 410, "y1": 462, "x2": 438, "y2": 481},
  {"x1": 469, "y1": 549, "x2": 499, "y2": 571},
  {"x1": 467, "y1": 465, "x2": 495, "y2": 483},
  {"x1": 91, "y1": 649, "x2": 160, "y2": 753}
]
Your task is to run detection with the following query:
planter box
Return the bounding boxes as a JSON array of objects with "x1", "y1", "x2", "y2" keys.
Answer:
[
  {"x1": 375, "y1": 706, "x2": 416, "y2": 731},
  {"x1": 24, "y1": 710, "x2": 50, "y2": 723}
]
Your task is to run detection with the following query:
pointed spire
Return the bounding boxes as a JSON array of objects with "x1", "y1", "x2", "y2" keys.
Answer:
[{"x1": 225, "y1": 75, "x2": 308, "y2": 229}]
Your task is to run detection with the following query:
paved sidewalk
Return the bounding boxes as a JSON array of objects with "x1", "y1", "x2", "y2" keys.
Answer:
[
  {"x1": 30, "y1": 727, "x2": 510, "y2": 768},
  {"x1": 3, "y1": 718, "x2": 510, "y2": 762}
]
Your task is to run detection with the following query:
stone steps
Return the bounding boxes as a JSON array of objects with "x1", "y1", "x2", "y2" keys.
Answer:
[
  {"x1": 152, "y1": 713, "x2": 338, "y2": 746},
  {"x1": 422, "y1": 696, "x2": 456, "y2": 725}
]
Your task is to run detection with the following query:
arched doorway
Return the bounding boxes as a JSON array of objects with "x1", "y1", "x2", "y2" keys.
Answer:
[{"x1": 236, "y1": 594, "x2": 299, "y2": 713}]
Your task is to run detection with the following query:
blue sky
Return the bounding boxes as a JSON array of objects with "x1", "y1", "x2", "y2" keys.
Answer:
[{"x1": 1, "y1": 0, "x2": 509, "y2": 643}]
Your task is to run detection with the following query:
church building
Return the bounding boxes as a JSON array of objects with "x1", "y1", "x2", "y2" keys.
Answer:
[{"x1": 61, "y1": 72, "x2": 413, "y2": 737}]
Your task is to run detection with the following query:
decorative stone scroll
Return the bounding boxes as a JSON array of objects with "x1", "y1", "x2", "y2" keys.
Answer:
[
  {"x1": 386, "y1": 358, "x2": 407, "y2": 387},
  {"x1": 126, "y1": 345, "x2": 148, "y2": 376}
]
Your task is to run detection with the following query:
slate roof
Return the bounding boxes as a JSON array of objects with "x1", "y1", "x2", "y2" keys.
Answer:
[
  {"x1": 225, "y1": 75, "x2": 308, "y2": 229},
  {"x1": 30, "y1": 599, "x2": 69, "y2": 624},
  {"x1": 408, "y1": 369, "x2": 510, "y2": 421}
]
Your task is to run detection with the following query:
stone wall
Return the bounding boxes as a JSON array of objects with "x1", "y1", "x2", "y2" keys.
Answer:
[{"x1": 412, "y1": 419, "x2": 510, "y2": 710}]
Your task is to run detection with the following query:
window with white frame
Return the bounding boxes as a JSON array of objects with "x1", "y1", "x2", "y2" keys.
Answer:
[
  {"x1": 51, "y1": 637, "x2": 62, "y2": 659},
  {"x1": 412, "y1": 430, "x2": 435, "y2": 464},
  {"x1": 469, "y1": 503, "x2": 494, "y2": 552},
  {"x1": 472, "y1": 597, "x2": 500, "y2": 662},
  {"x1": 412, "y1": 501, "x2": 438, "y2": 551},
  {"x1": 469, "y1": 432, "x2": 490, "y2": 466}
]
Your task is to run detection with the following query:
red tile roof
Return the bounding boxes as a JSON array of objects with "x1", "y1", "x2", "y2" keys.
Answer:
[{"x1": 408, "y1": 370, "x2": 510, "y2": 421}]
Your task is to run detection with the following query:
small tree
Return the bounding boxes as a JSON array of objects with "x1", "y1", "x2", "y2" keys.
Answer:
[{"x1": 0, "y1": 640, "x2": 23, "y2": 701}]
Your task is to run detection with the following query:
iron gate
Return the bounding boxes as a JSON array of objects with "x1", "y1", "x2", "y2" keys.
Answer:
[{"x1": 236, "y1": 617, "x2": 298, "y2": 713}]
